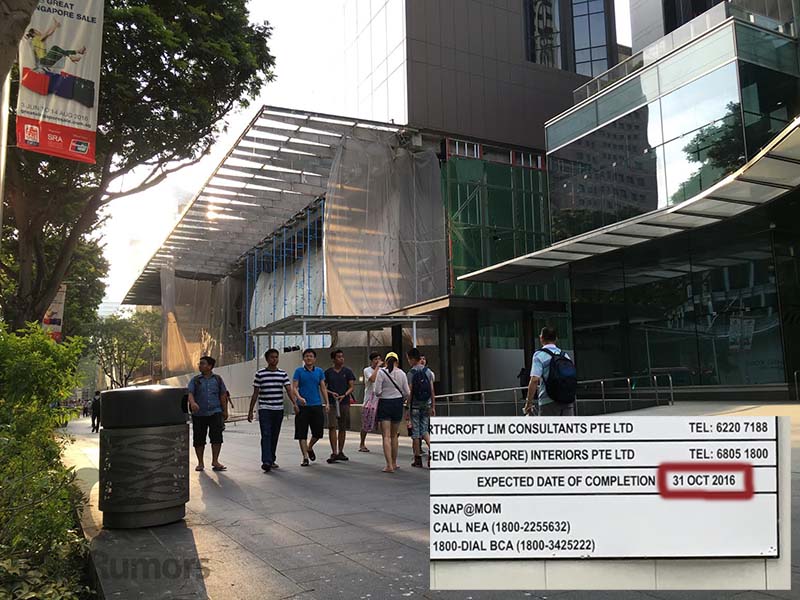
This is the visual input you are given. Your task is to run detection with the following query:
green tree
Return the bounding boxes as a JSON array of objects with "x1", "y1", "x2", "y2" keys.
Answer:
[
  {"x1": 88, "y1": 310, "x2": 161, "y2": 388},
  {"x1": 2, "y1": 0, "x2": 275, "y2": 329}
]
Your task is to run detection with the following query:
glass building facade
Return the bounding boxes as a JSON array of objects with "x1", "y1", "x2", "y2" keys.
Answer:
[
  {"x1": 539, "y1": 13, "x2": 800, "y2": 392},
  {"x1": 546, "y1": 20, "x2": 800, "y2": 241}
]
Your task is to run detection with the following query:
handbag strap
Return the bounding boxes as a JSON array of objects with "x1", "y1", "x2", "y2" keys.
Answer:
[{"x1": 381, "y1": 368, "x2": 405, "y2": 398}]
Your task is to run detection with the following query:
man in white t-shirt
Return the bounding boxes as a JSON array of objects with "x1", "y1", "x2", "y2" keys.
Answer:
[{"x1": 359, "y1": 352, "x2": 383, "y2": 452}]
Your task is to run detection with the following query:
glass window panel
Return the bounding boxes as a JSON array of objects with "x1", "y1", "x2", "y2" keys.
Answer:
[
  {"x1": 739, "y1": 61, "x2": 800, "y2": 158},
  {"x1": 691, "y1": 230, "x2": 784, "y2": 385},
  {"x1": 592, "y1": 47, "x2": 606, "y2": 60},
  {"x1": 588, "y1": 0, "x2": 604, "y2": 13},
  {"x1": 574, "y1": 15, "x2": 590, "y2": 49},
  {"x1": 647, "y1": 99, "x2": 663, "y2": 147},
  {"x1": 659, "y1": 62, "x2": 740, "y2": 144},
  {"x1": 589, "y1": 12, "x2": 607, "y2": 46},
  {"x1": 573, "y1": 2, "x2": 588, "y2": 15},
  {"x1": 735, "y1": 23, "x2": 799, "y2": 75},
  {"x1": 658, "y1": 24, "x2": 735, "y2": 95},
  {"x1": 546, "y1": 101, "x2": 598, "y2": 150},
  {"x1": 624, "y1": 236, "x2": 699, "y2": 383},
  {"x1": 663, "y1": 113, "x2": 745, "y2": 206},
  {"x1": 596, "y1": 69, "x2": 658, "y2": 124},
  {"x1": 576, "y1": 61, "x2": 593, "y2": 76},
  {"x1": 591, "y1": 59, "x2": 608, "y2": 76},
  {"x1": 548, "y1": 104, "x2": 664, "y2": 240},
  {"x1": 576, "y1": 49, "x2": 591, "y2": 61}
]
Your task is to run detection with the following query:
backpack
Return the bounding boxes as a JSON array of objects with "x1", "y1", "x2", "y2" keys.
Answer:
[
  {"x1": 410, "y1": 366, "x2": 432, "y2": 407},
  {"x1": 539, "y1": 348, "x2": 577, "y2": 404}
]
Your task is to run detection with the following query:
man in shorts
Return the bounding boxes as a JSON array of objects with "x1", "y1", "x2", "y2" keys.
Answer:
[
  {"x1": 324, "y1": 349, "x2": 356, "y2": 463},
  {"x1": 406, "y1": 348, "x2": 435, "y2": 468},
  {"x1": 292, "y1": 349, "x2": 329, "y2": 467},
  {"x1": 188, "y1": 356, "x2": 229, "y2": 472}
]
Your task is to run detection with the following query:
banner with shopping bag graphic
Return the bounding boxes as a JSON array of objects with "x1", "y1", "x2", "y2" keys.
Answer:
[
  {"x1": 15, "y1": 0, "x2": 104, "y2": 164},
  {"x1": 42, "y1": 284, "x2": 67, "y2": 342}
]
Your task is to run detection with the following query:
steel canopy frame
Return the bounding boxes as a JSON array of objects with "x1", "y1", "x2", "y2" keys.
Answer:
[
  {"x1": 122, "y1": 105, "x2": 404, "y2": 305},
  {"x1": 459, "y1": 115, "x2": 800, "y2": 285},
  {"x1": 250, "y1": 315, "x2": 432, "y2": 351}
]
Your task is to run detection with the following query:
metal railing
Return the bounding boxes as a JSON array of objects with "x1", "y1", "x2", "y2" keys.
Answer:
[{"x1": 435, "y1": 373, "x2": 675, "y2": 418}]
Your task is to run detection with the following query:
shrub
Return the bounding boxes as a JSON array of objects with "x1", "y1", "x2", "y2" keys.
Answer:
[{"x1": 0, "y1": 324, "x2": 91, "y2": 599}]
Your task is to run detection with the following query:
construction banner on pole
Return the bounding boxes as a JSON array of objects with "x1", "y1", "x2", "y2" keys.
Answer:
[{"x1": 15, "y1": 0, "x2": 104, "y2": 164}]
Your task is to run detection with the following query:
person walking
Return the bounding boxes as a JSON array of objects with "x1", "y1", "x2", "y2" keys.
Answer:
[
  {"x1": 90, "y1": 391, "x2": 101, "y2": 433},
  {"x1": 373, "y1": 352, "x2": 410, "y2": 473},
  {"x1": 525, "y1": 327, "x2": 577, "y2": 417},
  {"x1": 324, "y1": 349, "x2": 356, "y2": 463},
  {"x1": 292, "y1": 349, "x2": 329, "y2": 467},
  {"x1": 248, "y1": 349, "x2": 295, "y2": 472},
  {"x1": 187, "y1": 356, "x2": 229, "y2": 472},
  {"x1": 359, "y1": 352, "x2": 382, "y2": 452},
  {"x1": 406, "y1": 348, "x2": 435, "y2": 468}
]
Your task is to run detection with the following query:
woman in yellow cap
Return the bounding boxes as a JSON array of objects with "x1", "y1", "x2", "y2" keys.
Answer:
[{"x1": 373, "y1": 352, "x2": 410, "y2": 472}]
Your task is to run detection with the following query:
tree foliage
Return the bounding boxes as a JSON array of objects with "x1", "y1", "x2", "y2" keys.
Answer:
[
  {"x1": 88, "y1": 310, "x2": 161, "y2": 388},
  {"x1": 0, "y1": 323, "x2": 89, "y2": 599},
  {"x1": 2, "y1": 0, "x2": 275, "y2": 329}
]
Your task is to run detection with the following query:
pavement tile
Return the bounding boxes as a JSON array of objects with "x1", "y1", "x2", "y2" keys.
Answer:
[
  {"x1": 270, "y1": 509, "x2": 348, "y2": 532},
  {"x1": 263, "y1": 543, "x2": 347, "y2": 571},
  {"x1": 302, "y1": 523, "x2": 390, "y2": 546},
  {"x1": 217, "y1": 518, "x2": 313, "y2": 551},
  {"x1": 280, "y1": 555, "x2": 377, "y2": 583}
]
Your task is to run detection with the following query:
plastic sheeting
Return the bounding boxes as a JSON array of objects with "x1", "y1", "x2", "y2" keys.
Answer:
[
  {"x1": 324, "y1": 136, "x2": 448, "y2": 317},
  {"x1": 161, "y1": 267, "x2": 245, "y2": 378}
]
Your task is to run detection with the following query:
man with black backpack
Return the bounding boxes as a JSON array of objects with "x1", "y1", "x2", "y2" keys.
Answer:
[
  {"x1": 406, "y1": 348, "x2": 435, "y2": 467},
  {"x1": 525, "y1": 327, "x2": 578, "y2": 417}
]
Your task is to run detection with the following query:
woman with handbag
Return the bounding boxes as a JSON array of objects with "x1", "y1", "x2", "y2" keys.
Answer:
[
  {"x1": 359, "y1": 352, "x2": 383, "y2": 452},
  {"x1": 373, "y1": 352, "x2": 410, "y2": 473}
]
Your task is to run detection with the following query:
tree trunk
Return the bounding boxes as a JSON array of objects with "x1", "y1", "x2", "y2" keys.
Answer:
[{"x1": 0, "y1": 0, "x2": 39, "y2": 79}]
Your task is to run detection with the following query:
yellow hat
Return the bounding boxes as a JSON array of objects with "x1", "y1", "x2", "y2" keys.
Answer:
[{"x1": 385, "y1": 352, "x2": 399, "y2": 361}]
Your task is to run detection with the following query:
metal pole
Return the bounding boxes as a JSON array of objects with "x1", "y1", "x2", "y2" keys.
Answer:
[
  {"x1": 0, "y1": 73, "x2": 10, "y2": 234},
  {"x1": 412, "y1": 321, "x2": 417, "y2": 347},
  {"x1": 481, "y1": 392, "x2": 486, "y2": 417},
  {"x1": 302, "y1": 320, "x2": 308, "y2": 351},
  {"x1": 601, "y1": 380, "x2": 606, "y2": 414}
]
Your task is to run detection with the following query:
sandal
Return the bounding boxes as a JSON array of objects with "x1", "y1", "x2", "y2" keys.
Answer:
[
  {"x1": 195, "y1": 465, "x2": 204, "y2": 471},
  {"x1": 308, "y1": 448, "x2": 316, "y2": 462},
  {"x1": 382, "y1": 466, "x2": 395, "y2": 473},
  {"x1": 326, "y1": 454, "x2": 338, "y2": 464},
  {"x1": 212, "y1": 464, "x2": 227, "y2": 471},
  {"x1": 358, "y1": 447, "x2": 370, "y2": 452},
  {"x1": 301, "y1": 458, "x2": 310, "y2": 467}
]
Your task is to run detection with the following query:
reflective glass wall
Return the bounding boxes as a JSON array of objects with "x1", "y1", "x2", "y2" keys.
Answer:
[
  {"x1": 546, "y1": 21, "x2": 800, "y2": 241},
  {"x1": 569, "y1": 202, "x2": 788, "y2": 386}
]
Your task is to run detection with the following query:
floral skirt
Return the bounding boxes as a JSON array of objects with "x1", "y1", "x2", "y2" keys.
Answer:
[{"x1": 361, "y1": 392, "x2": 379, "y2": 432}]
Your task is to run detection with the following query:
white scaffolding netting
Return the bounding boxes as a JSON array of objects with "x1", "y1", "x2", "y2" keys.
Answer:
[{"x1": 324, "y1": 136, "x2": 448, "y2": 317}]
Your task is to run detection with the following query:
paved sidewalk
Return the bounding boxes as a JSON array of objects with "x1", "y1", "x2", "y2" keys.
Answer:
[{"x1": 62, "y1": 402, "x2": 799, "y2": 599}]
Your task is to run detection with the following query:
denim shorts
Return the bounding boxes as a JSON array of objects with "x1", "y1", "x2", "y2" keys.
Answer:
[{"x1": 410, "y1": 407, "x2": 431, "y2": 439}]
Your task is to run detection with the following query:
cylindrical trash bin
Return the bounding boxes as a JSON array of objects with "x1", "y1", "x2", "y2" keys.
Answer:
[{"x1": 99, "y1": 385, "x2": 189, "y2": 528}]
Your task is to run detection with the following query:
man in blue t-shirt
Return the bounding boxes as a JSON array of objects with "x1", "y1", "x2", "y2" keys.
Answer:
[
  {"x1": 188, "y1": 356, "x2": 230, "y2": 471},
  {"x1": 292, "y1": 349, "x2": 329, "y2": 467},
  {"x1": 526, "y1": 327, "x2": 575, "y2": 417}
]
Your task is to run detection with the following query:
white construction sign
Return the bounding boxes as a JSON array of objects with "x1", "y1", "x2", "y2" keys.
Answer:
[{"x1": 430, "y1": 416, "x2": 779, "y2": 560}]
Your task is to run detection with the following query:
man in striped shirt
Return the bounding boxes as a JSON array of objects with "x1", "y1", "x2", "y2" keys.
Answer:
[{"x1": 248, "y1": 348, "x2": 295, "y2": 472}]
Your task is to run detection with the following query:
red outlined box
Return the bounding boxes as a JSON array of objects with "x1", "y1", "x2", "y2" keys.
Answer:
[{"x1": 657, "y1": 462, "x2": 754, "y2": 500}]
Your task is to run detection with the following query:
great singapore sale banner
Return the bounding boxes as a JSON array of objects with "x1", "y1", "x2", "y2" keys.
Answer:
[{"x1": 16, "y1": 0, "x2": 104, "y2": 163}]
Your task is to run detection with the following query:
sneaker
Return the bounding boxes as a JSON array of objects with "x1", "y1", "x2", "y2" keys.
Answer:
[
  {"x1": 308, "y1": 448, "x2": 316, "y2": 462},
  {"x1": 271, "y1": 463, "x2": 280, "y2": 469},
  {"x1": 336, "y1": 452, "x2": 349, "y2": 461},
  {"x1": 327, "y1": 454, "x2": 339, "y2": 464},
  {"x1": 261, "y1": 464, "x2": 272, "y2": 472},
  {"x1": 301, "y1": 458, "x2": 310, "y2": 467},
  {"x1": 411, "y1": 456, "x2": 423, "y2": 468}
]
